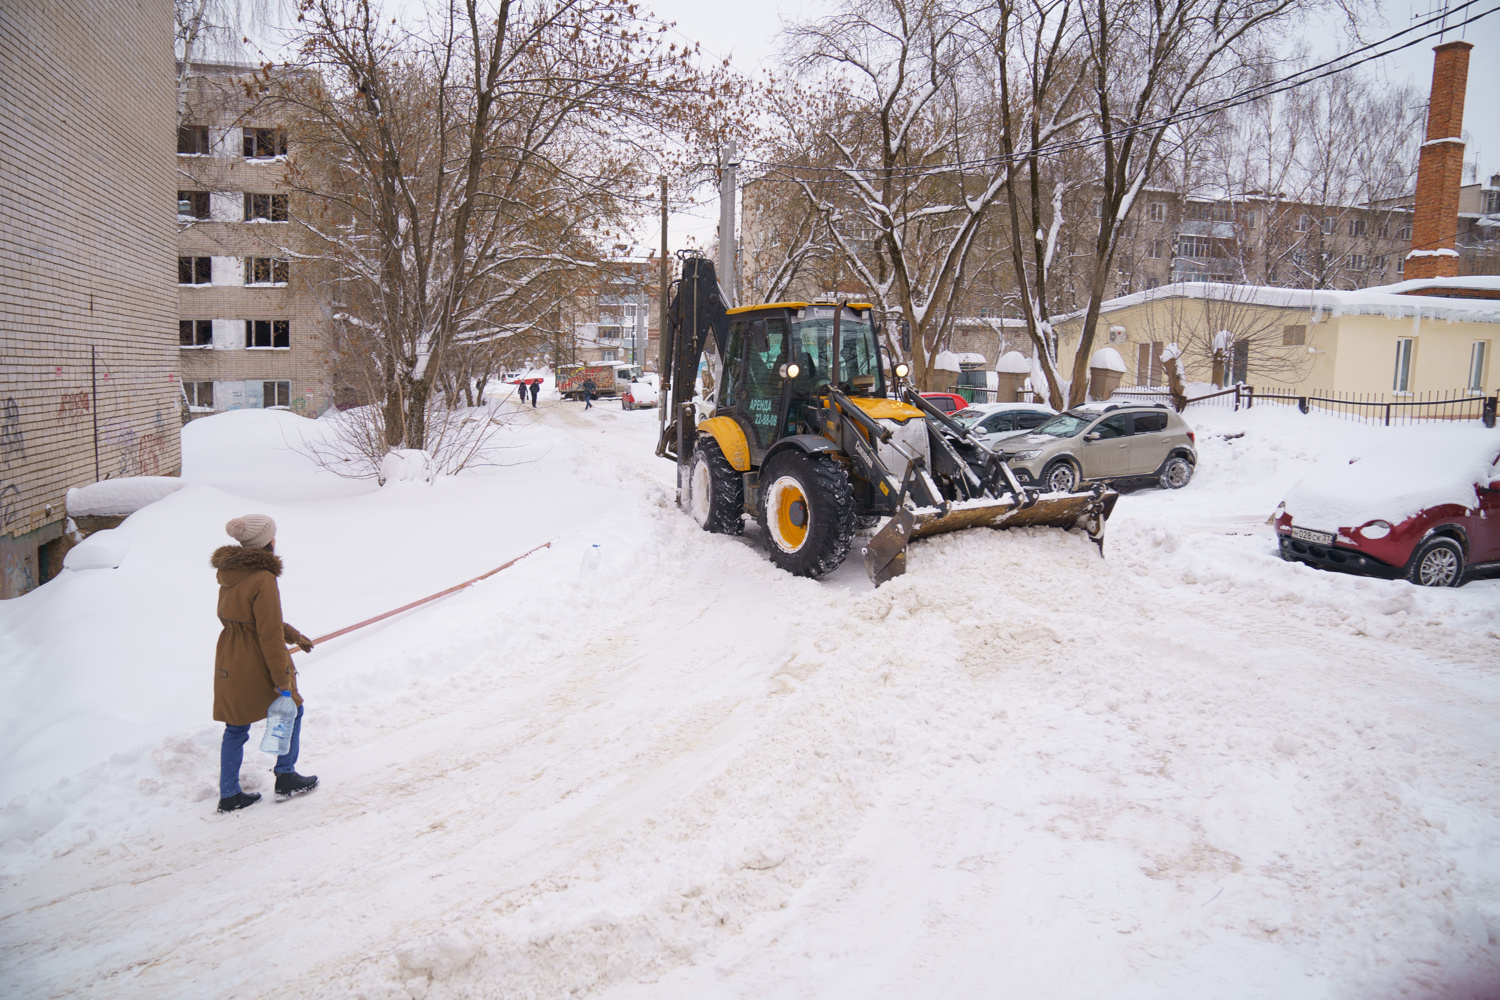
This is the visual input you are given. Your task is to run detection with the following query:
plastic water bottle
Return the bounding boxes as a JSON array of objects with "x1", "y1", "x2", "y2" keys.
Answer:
[
  {"x1": 579, "y1": 544, "x2": 602, "y2": 578},
  {"x1": 260, "y1": 693, "x2": 296, "y2": 754}
]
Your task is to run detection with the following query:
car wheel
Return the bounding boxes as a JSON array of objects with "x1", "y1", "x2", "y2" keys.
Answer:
[
  {"x1": 1158, "y1": 455, "x2": 1194, "y2": 490},
  {"x1": 1407, "y1": 536, "x2": 1464, "y2": 587},
  {"x1": 1041, "y1": 459, "x2": 1079, "y2": 494},
  {"x1": 758, "y1": 449, "x2": 856, "y2": 578},
  {"x1": 688, "y1": 438, "x2": 744, "y2": 535}
]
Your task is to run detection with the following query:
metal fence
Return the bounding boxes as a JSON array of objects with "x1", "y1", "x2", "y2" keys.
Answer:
[{"x1": 1108, "y1": 385, "x2": 1499, "y2": 426}]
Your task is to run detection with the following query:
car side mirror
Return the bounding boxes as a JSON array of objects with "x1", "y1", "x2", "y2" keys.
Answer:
[
  {"x1": 974, "y1": 427, "x2": 989, "y2": 436},
  {"x1": 1084, "y1": 432, "x2": 1101, "y2": 442}
]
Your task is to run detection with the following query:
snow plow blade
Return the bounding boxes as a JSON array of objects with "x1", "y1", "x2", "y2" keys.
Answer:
[{"x1": 861, "y1": 487, "x2": 1118, "y2": 586}]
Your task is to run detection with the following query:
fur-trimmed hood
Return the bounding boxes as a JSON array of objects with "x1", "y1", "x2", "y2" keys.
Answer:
[{"x1": 211, "y1": 545, "x2": 283, "y2": 577}]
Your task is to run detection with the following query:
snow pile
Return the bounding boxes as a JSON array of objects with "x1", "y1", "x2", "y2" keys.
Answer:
[
  {"x1": 932, "y1": 350, "x2": 962, "y2": 372},
  {"x1": 61, "y1": 529, "x2": 128, "y2": 570},
  {"x1": 66, "y1": 476, "x2": 183, "y2": 517},
  {"x1": 1088, "y1": 346, "x2": 1125, "y2": 372},
  {"x1": 995, "y1": 350, "x2": 1030, "y2": 373},
  {"x1": 378, "y1": 449, "x2": 433, "y2": 485},
  {"x1": 1281, "y1": 426, "x2": 1500, "y2": 529}
]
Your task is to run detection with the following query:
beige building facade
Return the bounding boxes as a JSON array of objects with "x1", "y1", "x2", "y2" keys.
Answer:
[
  {"x1": 176, "y1": 65, "x2": 333, "y2": 418},
  {"x1": 1, "y1": 0, "x2": 182, "y2": 598}
]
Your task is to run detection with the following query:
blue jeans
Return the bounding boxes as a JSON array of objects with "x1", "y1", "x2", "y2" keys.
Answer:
[{"x1": 220, "y1": 704, "x2": 304, "y2": 798}]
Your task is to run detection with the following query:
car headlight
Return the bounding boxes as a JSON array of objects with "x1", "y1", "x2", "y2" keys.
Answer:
[
  {"x1": 1357, "y1": 520, "x2": 1392, "y2": 539},
  {"x1": 1012, "y1": 449, "x2": 1041, "y2": 461},
  {"x1": 894, "y1": 362, "x2": 910, "y2": 378}
]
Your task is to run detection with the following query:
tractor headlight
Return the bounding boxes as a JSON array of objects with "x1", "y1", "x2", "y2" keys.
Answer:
[
  {"x1": 894, "y1": 363, "x2": 910, "y2": 378},
  {"x1": 1012, "y1": 449, "x2": 1041, "y2": 461},
  {"x1": 780, "y1": 362, "x2": 800, "y2": 379}
]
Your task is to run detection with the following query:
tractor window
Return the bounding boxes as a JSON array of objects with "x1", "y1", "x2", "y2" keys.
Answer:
[
  {"x1": 744, "y1": 318, "x2": 788, "y2": 446},
  {"x1": 721, "y1": 321, "x2": 745, "y2": 409},
  {"x1": 791, "y1": 311, "x2": 880, "y2": 392}
]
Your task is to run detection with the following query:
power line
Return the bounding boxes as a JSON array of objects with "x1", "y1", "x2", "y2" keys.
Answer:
[{"x1": 743, "y1": 2, "x2": 1498, "y2": 179}]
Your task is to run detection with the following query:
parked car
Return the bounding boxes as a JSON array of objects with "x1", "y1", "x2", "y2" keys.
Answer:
[
  {"x1": 1274, "y1": 430, "x2": 1500, "y2": 586},
  {"x1": 920, "y1": 392, "x2": 971, "y2": 414},
  {"x1": 952, "y1": 402, "x2": 1057, "y2": 440},
  {"x1": 994, "y1": 402, "x2": 1198, "y2": 493},
  {"x1": 621, "y1": 381, "x2": 658, "y2": 410}
]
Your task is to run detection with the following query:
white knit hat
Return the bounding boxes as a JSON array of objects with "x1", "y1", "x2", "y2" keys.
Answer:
[{"x1": 225, "y1": 514, "x2": 276, "y2": 549}]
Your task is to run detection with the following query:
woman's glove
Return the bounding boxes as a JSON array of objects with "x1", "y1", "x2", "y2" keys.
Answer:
[{"x1": 296, "y1": 638, "x2": 314, "y2": 653}]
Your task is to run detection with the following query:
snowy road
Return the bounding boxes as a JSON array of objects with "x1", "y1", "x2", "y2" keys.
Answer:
[{"x1": 1, "y1": 401, "x2": 1498, "y2": 999}]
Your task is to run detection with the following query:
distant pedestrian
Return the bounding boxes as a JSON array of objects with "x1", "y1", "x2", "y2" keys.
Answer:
[
  {"x1": 211, "y1": 515, "x2": 318, "y2": 813},
  {"x1": 582, "y1": 378, "x2": 596, "y2": 410},
  {"x1": 529, "y1": 380, "x2": 539, "y2": 407},
  {"x1": 515, "y1": 382, "x2": 527, "y2": 406}
]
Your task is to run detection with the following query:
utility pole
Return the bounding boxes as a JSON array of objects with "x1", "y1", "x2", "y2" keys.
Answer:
[
  {"x1": 659, "y1": 174, "x2": 669, "y2": 369},
  {"x1": 718, "y1": 140, "x2": 738, "y2": 307}
]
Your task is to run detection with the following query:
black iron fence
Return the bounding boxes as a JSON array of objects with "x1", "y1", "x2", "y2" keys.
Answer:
[{"x1": 1108, "y1": 385, "x2": 1498, "y2": 427}]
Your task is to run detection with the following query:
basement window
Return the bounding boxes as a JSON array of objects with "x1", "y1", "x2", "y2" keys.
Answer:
[
  {"x1": 178, "y1": 125, "x2": 209, "y2": 155},
  {"x1": 178, "y1": 191, "x2": 210, "y2": 220},
  {"x1": 243, "y1": 128, "x2": 287, "y2": 159},
  {"x1": 244, "y1": 193, "x2": 288, "y2": 222},
  {"x1": 179, "y1": 320, "x2": 212, "y2": 347},
  {"x1": 179, "y1": 256, "x2": 212, "y2": 284},
  {"x1": 246, "y1": 257, "x2": 290, "y2": 284},
  {"x1": 262, "y1": 380, "x2": 291, "y2": 407},
  {"x1": 245, "y1": 319, "x2": 290, "y2": 349}
]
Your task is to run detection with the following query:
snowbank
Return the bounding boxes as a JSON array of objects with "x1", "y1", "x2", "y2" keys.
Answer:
[
  {"x1": 379, "y1": 449, "x2": 433, "y2": 485},
  {"x1": 1281, "y1": 426, "x2": 1500, "y2": 528},
  {"x1": 62, "y1": 529, "x2": 128, "y2": 570},
  {"x1": 66, "y1": 476, "x2": 183, "y2": 517}
]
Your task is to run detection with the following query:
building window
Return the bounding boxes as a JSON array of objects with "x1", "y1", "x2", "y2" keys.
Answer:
[
  {"x1": 978, "y1": 306, "x2": 999, "y2": 319},
  {"x1": 243, "y1": 128, "x2": 287, "y2": 159},
  {"x1": 1398, "y1": 223, "x2": 1413, "y2": 241},
  {"x1": 1349, "y1": 254, "x2": 1367, "y2": 271},
  {"x1": 1177, "y1": 235, "x2": 1217, "y2": 258},
  {"x1": 179, "y1": 319, "x2": 212, "y2": 347},
  {"x1": 1348, "y1": 218, "x2": 1366, "y2": 237},
  {"x1": 1320, "y1": 217, "x2": 1335, "y2": 235},
  {"x1": 244, "y1": 193, "x2": 288, "y2": 222},
  {"x1": 1208, "y1": 272, "x2": 1234, "y2": 283},
  {"x1": 262, "y1": 381, "x2": 291, "y2": 407},
  {"x1": 1397, "y1": 256, "x2": 1405, "y2": 275},
  {"x1": 1243, "y1": 210, "x2": 1257, "y2": 229},
  {"x1": 178, "y1": 125, "x2": 209, "y2": 155},
  {"x1": 1379, "y1": 223, "x2": 1390, "y2": 238},
  {"x1": 1470, "y1": 341, "x2": 1489, "y2": 392},
  {"x1": 184, "y1": 381, "x2": 214, "y2": 408},
  {"x1": 245, "y1": 319, "x2": 290, "y2": 348},
  {"x1": 1148, "y1": 239, "x2": 1164, "y2": 259},
  {"x1": 246, "y1": 257, "x2": 290, "y2": 284},
  {"x1": 1372, "y1": 255, "x2": 1388, "y2": 272},
  {"x1": 179, "y1": 256, "x2": 212, "y2": 284},
  {"x1": 1296, "y1": 215, "x2": 1311, "y2": 232},
  {"x1": 1483, "y1": 190, "x2": 1500, "y2": 215},
  {"x1": 1149, "y1": 202, "x2": 1165, "y2": 222},
  {"x1": 601, "y1": 349, "x2": 619, "y2": 362},
  {"x1": 178, "y1": 191, "x2": 210, "y2": 219},
  {"x1": 1282, "y1": 324, "x2": 1306, "y2": 347},
  {"x1": 1392, "y1": 337, "x2": 1414, "y2": 392}
]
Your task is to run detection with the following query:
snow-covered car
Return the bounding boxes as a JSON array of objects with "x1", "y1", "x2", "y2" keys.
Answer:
[
  {"x1": 995, "y1": 402, "x2": 1198, "y2": 493},
  {"x1": 951, "y1": 402, "x2": 1057, "y2": 442},
  {"x1": 621, "y1": 381, "x2": 658, "y2": 410},
  {"x1": 1274, "y1": 429, "x2": 1500, "y2": 586}
]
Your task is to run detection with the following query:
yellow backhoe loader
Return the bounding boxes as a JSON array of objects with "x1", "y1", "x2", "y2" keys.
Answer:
[{"x1": 656, "y1": 254, "x2": 1117, "y2": 584}]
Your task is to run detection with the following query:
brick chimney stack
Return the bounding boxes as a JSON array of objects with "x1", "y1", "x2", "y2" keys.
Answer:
[{"x1": 1405, "y1": 40, "x2": 1473, "y2": 280}]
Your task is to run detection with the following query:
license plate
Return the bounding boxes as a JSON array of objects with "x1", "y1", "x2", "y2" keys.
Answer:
[{"x1": 1290, "y1": 526, "x2": 1334, "y2": 545}]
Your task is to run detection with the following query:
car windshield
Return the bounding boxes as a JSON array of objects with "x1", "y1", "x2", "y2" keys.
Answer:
[
  {"x1": 952, "y1": 408, "x2": 987, "y2": 427},
  {"x1": 1032, "y1": 412, "x2": 1093, "y2": 438}
]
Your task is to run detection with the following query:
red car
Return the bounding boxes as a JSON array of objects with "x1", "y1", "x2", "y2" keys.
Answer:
[
  {"x1": 919, "y1": 392, "x2": 971, "y2": 414},
  {"x1": 1274, "y1": 431, "x2": 1500, "y2": 586}
]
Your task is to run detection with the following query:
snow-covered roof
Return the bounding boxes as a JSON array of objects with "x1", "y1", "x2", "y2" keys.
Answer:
[
  {"x1": 1365, "y1": 275, "x2": 1500, "y2": 297},
  {"x1": 1088, "y1": 347, "x2": 1126, "y2": 373},
  {"x1": 932, "y1": 350, "x2": 988, "y2": 372},
  {"x1": 995, "y1": 350, "x2": 1031, "y2": 374},
  {"x1": 1062, "y1": 281, "x2": 1500, "y2": 328}
]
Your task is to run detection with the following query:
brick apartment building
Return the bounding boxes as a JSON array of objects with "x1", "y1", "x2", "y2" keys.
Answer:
[
  {"x1": 1, "y1": 0, "x2": 182, "y2": 598},
  {"x1": 565, "y1": 261, "x2": 662, "y2": 369},
  {"x1": 176, "y1": 64, "x2": 333, "y2": 418}
]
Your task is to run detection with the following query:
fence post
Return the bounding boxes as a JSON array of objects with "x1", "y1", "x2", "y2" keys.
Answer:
[
  {"x1": 1246, "y1": 385, "x2": 1254, "y2": 409},
  {"x1": 1298, "y1": 396, "x2": 1308, "y2": 414},
  {"x1": 1384, "y1": 402, "x2": 1391, "y2": 427},
  {"x1": 1232, "y1": 385, "x2": 1240, "y2": 411},
  {"x1": 1485, "y1": 396, "x2": 1497, "y2": 429}
]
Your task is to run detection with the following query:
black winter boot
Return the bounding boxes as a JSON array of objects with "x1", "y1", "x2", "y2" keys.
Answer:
[
  {"x1": 218, "y1": 791, "x2": 262, "y2": 813},
  {"x1": 274, "y1": 771, "x2": 318, "y2": 799}
]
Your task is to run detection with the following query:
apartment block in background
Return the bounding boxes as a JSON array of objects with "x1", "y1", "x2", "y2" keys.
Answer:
[
  {"x1": 176, "y1": 64, "x2": 333, "y2": 418},
  {"x1": 0, "y1": 0, "x2": 181, "y2": 598}
]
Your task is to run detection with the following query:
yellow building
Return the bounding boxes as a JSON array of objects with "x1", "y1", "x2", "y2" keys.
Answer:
[{"x1": 1052, "y1": 277, "x2": 1500, "y2": 396}]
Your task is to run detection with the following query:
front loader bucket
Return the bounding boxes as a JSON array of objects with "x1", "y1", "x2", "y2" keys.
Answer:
[{"x1": 861, "y1": 488, "x2": 1118, "y2": 586}]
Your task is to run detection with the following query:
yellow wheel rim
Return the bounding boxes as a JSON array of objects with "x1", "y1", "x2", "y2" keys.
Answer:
[{"x1": 769, "y1": 477, "x2": 809, "y2": 552}]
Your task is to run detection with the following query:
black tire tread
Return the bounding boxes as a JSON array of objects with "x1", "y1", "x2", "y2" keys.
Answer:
[
  {"x1": 692, "y1": 437, "x2": 745, "y2": 535},
  {"x1": 758, "y1": 450, "x2": 856, "y2": 578}
]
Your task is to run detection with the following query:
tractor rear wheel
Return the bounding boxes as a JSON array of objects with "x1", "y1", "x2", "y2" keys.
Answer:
[
  {"x1": 759, "y1": 449, "x2": 855, "y2": 578},
  {"x1": 688, "y1": 437, "x2": 744, "y2": 535}
]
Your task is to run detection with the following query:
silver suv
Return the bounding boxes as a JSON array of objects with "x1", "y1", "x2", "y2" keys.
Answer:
[{"x1": 996, "y1": 403, "x2": 1198, "y2": 493}]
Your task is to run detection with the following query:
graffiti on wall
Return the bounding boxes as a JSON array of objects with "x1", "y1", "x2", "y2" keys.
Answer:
[{"x1": 1, "y1": 398, "x2": 25, "y2": 467}]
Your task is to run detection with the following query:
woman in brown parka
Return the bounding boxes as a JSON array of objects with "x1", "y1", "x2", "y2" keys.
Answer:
[{"x1": 212, "y1": 514, "x2": 318, "y2": 813}]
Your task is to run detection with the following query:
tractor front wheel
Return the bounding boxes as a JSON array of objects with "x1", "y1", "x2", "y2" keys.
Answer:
[{"x1": 759, "y1": 450, "x2": 855, "y2": 578}]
